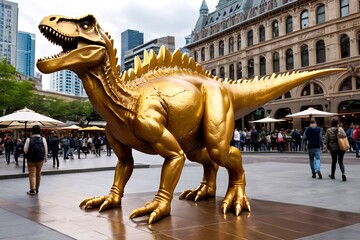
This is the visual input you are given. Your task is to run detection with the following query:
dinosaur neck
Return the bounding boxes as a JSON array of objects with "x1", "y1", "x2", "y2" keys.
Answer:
[
  {"x1": 231, "y1": 69, "x2": 344, "y2": 119},
  {"x1": 78, "y1": 57, "x2": 137, "y2": 118}
]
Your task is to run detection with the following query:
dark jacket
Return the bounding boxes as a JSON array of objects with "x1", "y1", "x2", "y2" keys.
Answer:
[{"x1": 304, "y1": 124, "x2": 323, "y2": 149}]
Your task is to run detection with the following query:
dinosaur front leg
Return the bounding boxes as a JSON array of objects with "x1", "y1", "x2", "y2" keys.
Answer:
[
  {"x1": 129, "y1": 128, "x2": 185, "y2": 224},
  {"x1": 80, "y1": 131, "x2": 133, "y2": 211},
  {"x1": 180, "y1": 147, "x2": 219, "y2": 201}
]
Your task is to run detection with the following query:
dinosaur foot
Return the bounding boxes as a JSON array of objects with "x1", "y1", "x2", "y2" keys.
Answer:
[
  {"x1": 221, "y1": 184, "x2": 251, "y2": 216},
  {"x1": 129, "y1": 198, "x2": 171, "y2": 224},
  {"x1": 179, "y1": 182, "x2": 216, "y2": 201},
  {"x1": 79, "y1": 193, "x2": 121, "y2": 212}
]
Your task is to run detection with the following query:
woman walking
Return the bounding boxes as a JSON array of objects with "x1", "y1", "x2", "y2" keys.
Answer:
[{"x1": 326, "y1": 119, "x2": 347, "y2": 181}]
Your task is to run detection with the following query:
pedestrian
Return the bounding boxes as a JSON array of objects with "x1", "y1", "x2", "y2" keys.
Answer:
[
  {"x1": 75, "y1": 136, "x2": 83, "y2": 159},
  {"x1": 50, "y1": 132, "x2": 60, "y2": 168},
  {"x1": 233, "y1": 128, "x2": 241, "y2": 149},
  {"x1": 23, "y1": 125, "x2": 48, "y2": 195},
  {"x1": 14, "y1": 139, "x2": 24, "y2": 166},
  {"x1": 60, "y1": 135, "x2": 70, "y2": 160},
  {"x1": 303, "y1": 120, "x2": 323, "y2": 179},
  {"x1": 251, "y1": 126, "x2": 259, "y2": 151},
  {"x1": 4, "y1": 135, "x2": 14, "y2": 164},
  {"x1": 326, "y1": 119, "x2": 347, "y2": 181},
  {"x1": 353, "y1": 124, "x2": 360, "y2": 158}
]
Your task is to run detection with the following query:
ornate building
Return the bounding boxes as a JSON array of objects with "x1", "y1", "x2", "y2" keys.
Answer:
[{"x1": 187, "y1": 0, "x2": 360, "y2": 130}]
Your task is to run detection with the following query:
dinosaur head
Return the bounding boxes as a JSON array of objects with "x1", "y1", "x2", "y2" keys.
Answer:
[{"x1": 37, "y1": 14, "x2": 107, "y2": 74}]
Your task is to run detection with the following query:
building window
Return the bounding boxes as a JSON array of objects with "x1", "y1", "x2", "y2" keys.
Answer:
[
  {"x1": 284, "y1": 91, "x2": 291, "y2": 98},
  {"x1": 194, "y1": 51, "x2": 198, "y2": 62},
  {"x1": 219, "y1": 40, "x2": 224, "y2": 57},
  {"x1": 340, "y1": 34, "x2": 350, "y2": 58},
  {"x1": 259, "y1": 25, "x2": 265, "y2": 42},
  {"x1": 340, "y1": 0, "x2": 349, "y2": 17},
  {"x1": 314, "y1": 83, "x2": 324, "y2": 95},
  {"x1": 301, "y1": 45, "x2": 309, "y2": 67},
  {"x1": 260, "y1": 56, "x2": 266, "y2": 75},
  {"x1": 286, "y1": 49, "x2": 294, "y2": 70},
  {"x1": 273, "y1": 52, "x2": 280, "y2": 73},
  {"x1": 248, "y1": 59, "x2": 254, "y2": 78},
  {"x1": 286, "y1": 16, "x2": 293, "y2": 33},
  {"x1": 220, "y1": 66, "x2": 225, "y2": 78},
  {"x1": 229, "y1": 37, "x2": 234, "y2": 53},
  {"x1": 237, "y1": 34, "x2": 241, "y2": 50},
  {"x1": 301, "y1": 84, "x2": 311, "y2": 96},
  {"x1": 356, "y1": 76, "x2": 360, "y2": 89},
  {"x1": 358, "y1": 32, "x2": 360, "y2": 55},
  {"x1": 316, "y1": 40, "x2": 326, "y2": 63},
  {"x1": 210, "y1": 44, "x2": 214, "y2": 59},
  {"x1": 229, "y1": 64, "x2": 235, "y2": 79},
  {"x1": 339, "y1": 76, "x2": 352, "y2": 91},
  {"x1": 247, "y1": 30, "x2": 253, "y2": 46},
  {"x1": 211, "y1": 69, "x2": 216, "y2": 76},
  {"x1": 316, "y1": 4, "x2": 325, "y2": 24},
  {"x1": 272, "y1": 20, "x2": 279, "y2": 37},
  {"x1": 201, "y1": 47, "x2": 205, "y2": 61},
  {"x1": 237, "y1": 62, "x2": 242, "y2": 78},
  {"x1": 300, "y1": 10, "x2": 309, "y2": 29}
]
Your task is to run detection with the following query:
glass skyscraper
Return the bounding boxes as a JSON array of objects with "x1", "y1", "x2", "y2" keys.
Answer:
[
  {"x1": 50, "y1": 70, "x2": 87, "y2": 97},
  {"x1": 16, "y1": 31, "x2": 35, "y2": 77},
  {"x1": 121, "y1": 29, "x2": 144, "y2": 70},
  {"x1": 0, "y1": 0, "x2": 18, "y2": 67}
]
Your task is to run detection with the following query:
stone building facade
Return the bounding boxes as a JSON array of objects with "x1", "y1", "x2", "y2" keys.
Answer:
[{"x1": 187, "y1": 0, "x2": 360, "y2": 130}]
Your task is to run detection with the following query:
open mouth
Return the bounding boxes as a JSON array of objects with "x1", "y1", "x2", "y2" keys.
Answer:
[{"x1": 38, "y1": 25, "x2": 87, "y2": 62}]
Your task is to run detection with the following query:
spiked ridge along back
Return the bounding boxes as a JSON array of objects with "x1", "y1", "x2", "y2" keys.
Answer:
[{"x1": 119, "y1": 46, "x2": 214, "y2": 82}]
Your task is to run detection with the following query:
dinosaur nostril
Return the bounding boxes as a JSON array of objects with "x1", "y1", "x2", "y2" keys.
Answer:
[{"x1": 49, "y1": 17, "x2": 56, "y2": 21}]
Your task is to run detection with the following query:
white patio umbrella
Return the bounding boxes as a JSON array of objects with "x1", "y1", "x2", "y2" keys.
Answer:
[
  {"x1": 249, "y1": 116, "x2": 286, "y2": 123},
  {"x1": 58, "y1": 124, "x2": 81, "y2": 130},
  {"x1": 285, "y1": 107, "x2": 337, "y2": 119},
  {"x1": 0, "y1": 107, "x2": 64, "y2": 172}
]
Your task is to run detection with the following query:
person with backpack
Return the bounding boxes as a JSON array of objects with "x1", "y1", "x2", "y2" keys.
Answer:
[
  {"x1": 4, "y1": 135, "x2": 14, "y2": 165},
  {"x1": 23, "y1": 125, "x2": 48, "y2": 195}
]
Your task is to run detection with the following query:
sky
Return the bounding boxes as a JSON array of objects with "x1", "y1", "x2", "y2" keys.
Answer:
[{"x1": 12, "y1": 0, "x2": 218, "y2": 90}]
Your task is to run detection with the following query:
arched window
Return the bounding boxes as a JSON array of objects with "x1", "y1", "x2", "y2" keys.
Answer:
[
  {"x1": 247, "y1": 30, "x2": 253, "y2": 46},
  {"x1": 273, "y1": 52, "x2": 280, "y2": 73},
  {"x1": 316, "y1": 4, "x2": 325, "y2": 24},
  {"x1": 237, "y1": 34, "x2": 241, "y2": 50},
  {"x1": 259, "y1": 25, "x2": 265, "y2": 42},
  {"x1": 219, "y1": 40, "x2": 224, "y2": 57},
  {"x1": 284, "y1": 92, "x2": 291, "y2": 99},
  {"x1": 340, "y1": 0, "x2": 349, "y2": 17},
  {"x1": 229, "y1": 37, "x2": 234, "y2": 53},
  {"x1": 201, "y1": 47, "x2": 205, "y2": 61},
  {"x1": 210, "y1": 44, "x2": 214, "y2": 59},
  {"x1": 286, "y1": 49, "x2": 294, "y2": 70},
  {"x1": 316, "y1": 40, "x2": 326, "y2": 63},
  {"x1": 357, "y1": 76, "x2": 360, "y2": 89},
  {"x1": 300, "y1": 10, "x2": 309, "y2": 29},
  {"x1": 301, "y1": 45, "x2": 309, "y2": 67},
  {"x1": 220, "y1": 66, "x2": 225, "y2": 79},
  {"x1": 193, "y1": 51, "x2": 198, "y2": 62},
  {"x1": 260, "y1": 56, "x2": 266, "y2": 75},
  {"x1": 229, "y1": 64, "x2": 235, "y2": 79},
  {"x1": 301, "y1": 84, "x2": 311, "y2": 96},
  {"x1": 340, "y1": 34, "x2": 350, "y2": 58},
  {"x1": 248, "y1": 59, "x2": 254, "y2": 78},
  {"x1": 286, "y1": 16, "x2": 293, "y2": 33},
  {"x1": 314, "y1": 83, "x2": 324, "y2": 95},
  {"x1": 211, "y1": 69, "x2": 216, "y2": 76},
  {"x1": 339, "y1": 77, "x2": 352, "y2": 91},
  {"x1": 272, "y1": 20, "x2": 279, "y2": 37},
  {"x1": 237, "y1": 62, "x2": 242, "y2": 78}
]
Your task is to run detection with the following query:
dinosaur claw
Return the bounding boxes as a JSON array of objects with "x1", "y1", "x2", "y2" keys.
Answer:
[
  {"x1": 235, "y1": 205, "x2": 242, "y2": 216},
  {"x1": 221, "y1": 203, "x2": 228, "y2": 214},
  {"x1": 129, "y1": 209, "x2": 138, "y2": 219}
]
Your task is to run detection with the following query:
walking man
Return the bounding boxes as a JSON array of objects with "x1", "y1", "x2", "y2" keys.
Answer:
[{"x1": 303, "y1": 120, "x2": 323, "y2": 179}]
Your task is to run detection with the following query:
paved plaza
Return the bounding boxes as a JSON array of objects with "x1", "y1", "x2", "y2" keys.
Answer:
[{"x1": 0, "y1": 150, "x2": 360, "y2": 239}]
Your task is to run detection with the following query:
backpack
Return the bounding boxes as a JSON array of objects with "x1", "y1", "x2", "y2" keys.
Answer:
[{"x1": 27, "y1": 136, "x2": 45, "y2": 162}]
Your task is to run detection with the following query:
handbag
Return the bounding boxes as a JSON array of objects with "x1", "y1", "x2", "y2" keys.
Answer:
[{"x1": 337, "y1": 128, "x2": 350, "y2": 151}]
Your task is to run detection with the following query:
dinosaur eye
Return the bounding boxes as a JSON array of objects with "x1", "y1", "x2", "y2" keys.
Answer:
[{"x1": 80, "y1": 21, "x2": 90, "y2": 30}]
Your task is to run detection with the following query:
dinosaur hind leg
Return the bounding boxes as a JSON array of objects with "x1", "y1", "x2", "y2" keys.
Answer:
[
  {"x1": 202, "y1": 87, "x2": 250, "y2": 216},
  {"x1": 180, "y1": 147, "x2": 219, "y2": 201}
]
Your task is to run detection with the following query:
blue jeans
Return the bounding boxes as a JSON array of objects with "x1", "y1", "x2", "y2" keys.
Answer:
[{"x1": 308, "y1": 148, "x2": 321, "y2": 174}]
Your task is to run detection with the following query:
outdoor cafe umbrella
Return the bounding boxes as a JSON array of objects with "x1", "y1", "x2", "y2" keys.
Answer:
[
  {"x1": 249, "y1": 116, "x2": 286, "y2": 123},
  {"x1": 0, "y1": 107, "x2": 64, "y2": 172},
  {"x1": 79, "y1": 126, "x2": 105, "y2": 131},
  {"x1": 285, "y1": 107, "x2": 337, "y2": 119}
]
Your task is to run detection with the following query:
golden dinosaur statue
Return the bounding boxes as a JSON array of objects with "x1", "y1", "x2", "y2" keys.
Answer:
[{"x1": 37, "y1": 14, "x2": 345, "y2": 224}]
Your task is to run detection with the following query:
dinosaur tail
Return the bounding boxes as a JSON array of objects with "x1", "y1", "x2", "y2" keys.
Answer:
[{"x1": 230, "y1": 68, "x2": 346, "y2": 119}]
